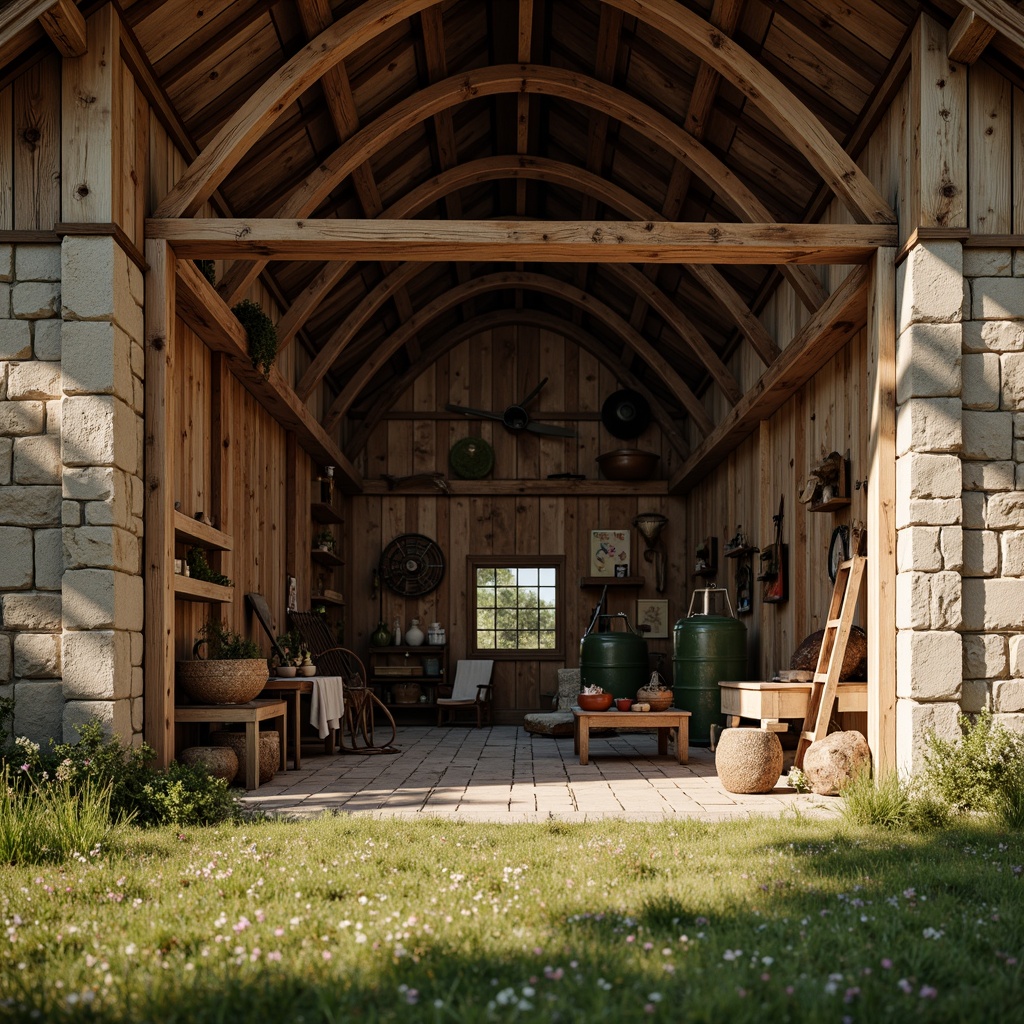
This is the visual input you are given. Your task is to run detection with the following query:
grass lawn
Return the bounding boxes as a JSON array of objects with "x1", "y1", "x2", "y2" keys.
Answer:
[{"x1": 1, "y1": 813, "x2": 1022, "y2": 1022}]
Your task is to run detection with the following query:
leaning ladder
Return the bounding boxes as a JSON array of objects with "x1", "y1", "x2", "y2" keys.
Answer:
[{"x1": 794, "y1": 548, "x2": 867, "y2": 770}]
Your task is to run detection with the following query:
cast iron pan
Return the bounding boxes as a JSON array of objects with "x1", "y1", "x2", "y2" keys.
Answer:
[{"x1": 601, "y1": 389, "x2": 651, "y2": 440}]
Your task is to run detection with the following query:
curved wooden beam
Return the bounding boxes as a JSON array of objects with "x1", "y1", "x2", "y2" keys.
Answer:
[
  {"x1": 277, "y1": 155, "x2": 788, "y2": 359},
  {"x1": 345, "y1": 308, "x2": 690, "y2": 459},
  {"x1": 322, "y1": 271, "x2": 715, "y2": 437},
  {"x1": 218, "y1": 64, "x2": 782, "y2": 304},
  {"x1": 155, "y1": 0, "x2": 893, "y2": 227}
]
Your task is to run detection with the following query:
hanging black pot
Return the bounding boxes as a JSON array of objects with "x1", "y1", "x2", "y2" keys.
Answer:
[{"x1": 601, "y1": 389, "x2": 651, "y2": 440}]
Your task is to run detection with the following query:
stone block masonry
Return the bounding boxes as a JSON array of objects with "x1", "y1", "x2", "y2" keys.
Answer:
[{"x1": 0, "y1": 238, "x2": 145, "y2": 748}]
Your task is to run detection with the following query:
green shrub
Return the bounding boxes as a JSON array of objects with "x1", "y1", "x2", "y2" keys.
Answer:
[
  {"x1": 232, "y1": 298, "x2": 277, "y2": 376},
  {"x1": 922, "y1": 710, "x2": 1024, "y2": 813},
  {"x1": 193, "y1": 618, "x2": 260, "y2": 660},
  {"x1": 992, "y1": 759, "x2": 1024, "y2": 829},
  {"x1": 138, "y1": 761, "x2": 236, "y2": 827},
  {"x1": 840, "y1": 768, "x2": 949, "y2": 831},
  {"x1": 0, "y1": 695, "x2": 14, "y2": 754},
  {"x1": 195, "y1": 259, "x2": 216, "y2": 285}
]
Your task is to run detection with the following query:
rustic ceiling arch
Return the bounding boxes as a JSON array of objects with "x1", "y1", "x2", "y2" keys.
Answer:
[
  {"x1": 321, "y1": 270, "x2": 715, "y2": 437},
  {"x1": 344, "y1": 308, "x2": 690, "y2": 460},
  {"x1": 295, "y1": 254, "x2": 740, "y2": 407},
  {"x1": 217, "y1": 64, "x2": 824, "y2": 312},
  {"x1": 154, "y1": 0, "x2": 892, "y2": 228},
  {"x1": 275, "y1": 155, "x2": 782, "y2": 365}
]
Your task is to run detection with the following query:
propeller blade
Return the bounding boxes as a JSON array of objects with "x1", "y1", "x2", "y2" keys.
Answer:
[
  {"x1": 445, "y1": 403, "x2": 504, "y2": 422},
  {"x1": 525, "y1": 421, "x2": 577, "y2": 438},
  {"x1": 516, "y1": 376, "x2": 548, "y2": 409}
]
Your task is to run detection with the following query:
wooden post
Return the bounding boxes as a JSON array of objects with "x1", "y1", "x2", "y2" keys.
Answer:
[
  {"x1": 144, "y1": 239, "x2": 176, "y2": 767},
  {"x1": 867, "y1": 246, "x2": 896, "y2": 779},
  {"x1": 210, "y1": 352, "x2": 234, "y2": 593}
]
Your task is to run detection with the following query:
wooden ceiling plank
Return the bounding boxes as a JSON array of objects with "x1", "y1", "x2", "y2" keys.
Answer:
[
  {"x1": 345, "y1": 308, "x2": 690, "y2": 459},
  {"x1": 37, "y1": 0, "x2": 85, "y2": 56},
  {"x1": 947, "y1": 8, "x2": 997, "y2": 63},
  {"x1": 515, "y1": 0, "x2": 534, "y2": 214},
  {"x1": 213, "y1": 64, "x2": 828, "y2": 310},
  {"x1": 669, "y1": 263, "x2": 870, "y2": 493},
  {"x1": 320, "y1": 269, "x2": 715, "y2": 436},
  {"x1": 150, "y1": 216, "x2": 894, "y2": 262}
]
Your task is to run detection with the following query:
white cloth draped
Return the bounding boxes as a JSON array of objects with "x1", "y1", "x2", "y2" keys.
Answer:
[{"x1": 308, "y1": 675, "x2": 344, "y2": 739}]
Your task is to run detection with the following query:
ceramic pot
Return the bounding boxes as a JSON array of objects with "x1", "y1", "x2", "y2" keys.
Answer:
[
  {"x1": 371, "y1": 621, "x2": 392, "y2": 647},
  {"x1": 405, "y1": 618, "x2": 425, "y2": 646}
]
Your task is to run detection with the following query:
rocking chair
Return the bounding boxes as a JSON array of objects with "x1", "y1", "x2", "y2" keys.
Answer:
[{"x1": 288, "y1": 611, "x2": 399, "y2": 754}]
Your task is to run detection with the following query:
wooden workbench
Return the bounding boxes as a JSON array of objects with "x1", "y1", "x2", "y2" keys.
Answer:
[
  {"x1": 718, "y1": 681, "x2": 867, "y2": 732},
  {"x1": 572, "y1": 706, "x2": 691, "y2": 765}
]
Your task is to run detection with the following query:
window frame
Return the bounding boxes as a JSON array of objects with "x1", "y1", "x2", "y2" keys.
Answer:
[{"x1": 467, "y1": 555, "x2": 566, "y2": 660}]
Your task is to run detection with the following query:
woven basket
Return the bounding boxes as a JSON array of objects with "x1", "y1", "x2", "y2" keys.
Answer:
[
  {"x1": 635, "y1": 686, "x2": 673, "y2": 711},
  {"x1": 177, "y1": 658, "x2": 268, "y2": 704},
  {"x1": 179, "y1": 745, "x2": 238, "y2": 782},
  {"x1": 211, "y1": 730, "x2": 279, "y2": 785},
  {"x1": 392, "y1": 682, "x2": 422, "y2": 704}
]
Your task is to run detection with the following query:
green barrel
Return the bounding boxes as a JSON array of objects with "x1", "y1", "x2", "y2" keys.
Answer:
[
  {"x1": 673, "y1": 614, "x2": 747, "y2": 745},
  {"x1": 580, "y1": 616, "x2": 649, "y2": 699}
]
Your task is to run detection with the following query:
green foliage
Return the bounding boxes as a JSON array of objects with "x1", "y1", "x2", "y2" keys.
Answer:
[
  {"x1": 194, "y1": 619, "x2": 261, "y2": 660},
  {"x1": 187, "y1": 546, "x2": 232, "y2": 586},
  {"x1": 0, "y1": 695, "x2": 15, "y2": 754},
  {"x1": 275, "y1": 630, "x2": 309, "y2": 667},
  {"x1": 137, "y1": 761, "x2": 236, "y2": 827},
  {"x1": 0, "y1": 763, "x2": 133, "y2": 865},
  {"x1": 922, "y1": 710, "x2": 1024, "y2": 813},
  {"x1": 840, "y1": 767, "x2": 950, "y2": 831},
  {"x1": 992, "y1": 758, "x2": 1024, "y2": 829},
  {"x1": 195, "y1": 259, "x2": 216, "y2": 285},
  {"x1": 232, "y1": 298, "x2": 277, "y2": 376},
  {"x1": 314, "y1": 528, "x2": 335, "y2": 551}
]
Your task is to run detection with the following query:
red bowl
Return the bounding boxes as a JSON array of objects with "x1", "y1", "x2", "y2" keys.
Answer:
[{"x1": 578, "y1": 692, "x2": 614, "y2": 711}]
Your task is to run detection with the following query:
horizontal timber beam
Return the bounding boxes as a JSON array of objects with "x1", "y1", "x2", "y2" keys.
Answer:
[
  {"x1": 147, "y1": 220, "x2": 895, "y2": 264},
  {"x1": 361, "y1": 479, "x2": 670, "y2": 497},
  {"x1": 174, "y1": 260, "x2": 363, "y2": 493},
  {"x1": 669, "y1": 264, "x2": 871, "y2": 494}
]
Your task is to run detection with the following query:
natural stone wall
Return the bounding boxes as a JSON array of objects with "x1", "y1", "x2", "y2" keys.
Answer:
[
  {"x1": 959, "y1": 247, "x2": 1024, "y2": 730},
  {"x1": 893, "y1": 241, "x2": 964, "y2": 774},
  {"x1": 0, "y1": 244, "x2": 65, "y2": 743},
  {"x1": 0, "y1": 237, "x2": 144, "y2": 748}
]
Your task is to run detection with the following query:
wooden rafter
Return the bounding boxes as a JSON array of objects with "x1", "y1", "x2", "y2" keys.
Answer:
[
  {"x1": 668, "y1": 264, "x2": 871, "y2": 493},
  {"x1": 947, "y1": 8, "x2": 997, "y2": 62},
  {"x1": 276, "y1": 155, "x2": 779, "y2": 367},
  {"x1": 955, "y1": 0, "x2": 1024, "y2": 53},
  {"x1": 209, "y1": 64, "x2": 829, "y2": 309},
  {"x1": 344, "y1": 308, "x2": 691, "y2": 459},
  {"x1": 147, "y1": 217, "x2": 896, "y2": 263},
  {"x1": 38, "y1": 0, "x2": 86, "y2": 56},
  {"x1": 0, "y1": 0, "x2": 84, "y2": 66},
  {"x1": 153, "y1": 0, "x2": 895, "y2": 227},
  {"x1": 319, "y1": 270, "x2": 717, "y2": 436}
]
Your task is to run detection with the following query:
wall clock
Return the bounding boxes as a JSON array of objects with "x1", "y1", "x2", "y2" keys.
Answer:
[
  {"x1": 379, "y1": 534, "x2": 446, "y2": 596},
  {"x1": 828, "y1": 525, "x2": 850, "y2": 583}
]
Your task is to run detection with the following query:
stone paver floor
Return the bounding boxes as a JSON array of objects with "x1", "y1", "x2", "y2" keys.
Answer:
[{"x1": 241, "y1": 725, "x2": 840, "y2": 823}]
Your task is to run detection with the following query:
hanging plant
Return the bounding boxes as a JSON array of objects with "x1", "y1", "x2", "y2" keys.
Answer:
[
  {"x1": 195, "y1": 260, "x2": 216, "y2": 286},
  {"x1": 232, "y1": 299, "x2": 278, "y2": 377}
]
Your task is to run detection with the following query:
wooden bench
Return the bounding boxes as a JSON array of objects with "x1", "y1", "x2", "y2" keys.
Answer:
[
  {"x1": 174, "y1": 698, "x2": 287, "y2": 790},
  {"x1": 572, "y1": 706, "x2": 691, "y2": 765},
  {"x1": 718, "y1": 681, "x2": 867, "y2": 732}
]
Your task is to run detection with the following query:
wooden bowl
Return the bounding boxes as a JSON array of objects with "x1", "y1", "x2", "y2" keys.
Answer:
[
  {"x1": 578, "y1": 692, "x2": 614, "y2": 711},
  {"x1": 596, "y1": 449, "x2": 660, "y2": 481}
]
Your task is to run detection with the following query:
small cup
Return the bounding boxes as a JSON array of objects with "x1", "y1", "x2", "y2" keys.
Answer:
[{"x1": 615, "y1": 698, "x2": 634, "y2": 712}]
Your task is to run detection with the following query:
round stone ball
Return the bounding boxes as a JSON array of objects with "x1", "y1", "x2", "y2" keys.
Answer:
[{"x1": 714, "y1": 727, "x2": 784, "y2": 794}]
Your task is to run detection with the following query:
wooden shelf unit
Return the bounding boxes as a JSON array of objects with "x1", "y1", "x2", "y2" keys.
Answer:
[
  {"x1": 172, "y1": 511, "x2": 233, "y2": 604},
  {"x1": 173, "y1": 575, "x2": 234, "y2": 603},
  {"x1": 311, "y1": 547, "x2": 344, "y2": 567},
  {"x1": 311, "y1": 589, "x2": 345, "y2": 607},
  {"x1": 368, "y1": 644, "x2": 448, "y2": 715}
]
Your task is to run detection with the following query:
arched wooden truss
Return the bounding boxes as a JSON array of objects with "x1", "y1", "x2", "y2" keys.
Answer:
[
  {"x1": 217, "y1": 64, "x2": 828, "y2": 310},
  {"x1": 155, "y1": 0, "x2": 894, "y2": 227},
  {"x1": 320, "y1": 270, "x2": 717, "y2": 437},
  {"x1": 275, "y1": 156, "x2": 780, "y2": 369},
  {"x1": 344, "y1": 309, "x2": 692, "y2": 460}
]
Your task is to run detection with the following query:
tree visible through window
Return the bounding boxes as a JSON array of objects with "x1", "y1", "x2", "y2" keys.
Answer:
[{"x1": 470, "y1": 557, "x2": 564, "y2": 658}]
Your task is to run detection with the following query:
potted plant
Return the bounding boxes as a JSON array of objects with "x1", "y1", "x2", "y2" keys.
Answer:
[
  {"x1": 177, "y1": 620, "x2": 268, "y2": 705},
  {"x1": 273, "y1": 630, "x2": 307, "y2": 677},
  {"x1": 314, "y1": 528, "x2": 335, "y2": 553}
]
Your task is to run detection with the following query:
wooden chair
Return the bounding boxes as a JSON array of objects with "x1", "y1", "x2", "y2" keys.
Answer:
[
  {"x1": 288, "y1": 612, "x2": 398, "y2": 754},
  {"x1": 436, "y1": 660, "x2": 494, "y2": 728}
]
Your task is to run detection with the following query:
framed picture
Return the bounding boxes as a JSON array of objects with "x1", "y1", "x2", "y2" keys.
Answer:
[
  {"x1": 590, "y1": 529, "x2": 630, "y2": 577},
  {"x1": 636, "y1": 599, "x2": 669, "y2": 639}
]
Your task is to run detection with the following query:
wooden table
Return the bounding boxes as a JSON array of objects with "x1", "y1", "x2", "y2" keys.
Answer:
[
  {"x1": 261, "y1": 678, "x2": 336, "y2": 769},
  {"x1": 718, "y1": 681, "x2": 867, "y2": 731},
  {"x1": 572, "y1": 706, "x2": 691, "y2": 765},
  {"x1": 174, "y1": 698, "x2": 287, "y2": 790}
]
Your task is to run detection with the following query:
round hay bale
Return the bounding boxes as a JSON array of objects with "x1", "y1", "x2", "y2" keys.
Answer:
[
  {"x1": 211, "y1": 730, "x2": 279, "y2": 785},
  {"x1": 790, "y1": 626, "x2": 867, "y2": 680},
  {"x1": 803, "y1": 730, "x2": 871, "y2": 795},
  {"x1": 179, "y1": 745, "x2": 238, "y2": 782},
  {"x1": 715, "y1": 728, "x2": 784, "y2": 794}
]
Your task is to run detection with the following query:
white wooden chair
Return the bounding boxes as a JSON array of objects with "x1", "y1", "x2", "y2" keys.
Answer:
[{"x1": 436, "y1": 660, "x2": 494, "y2": 728}]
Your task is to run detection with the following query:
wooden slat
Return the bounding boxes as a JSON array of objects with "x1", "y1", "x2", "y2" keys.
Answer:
[
  {"x1": 143, "y1": 239, "x2": 176, "y2": 768},
  {"x1": 867, "y1": 247, "x2": 896, "y2": 780},
  {"x1": 147, "y1": 218, "x2": 896, "y2": 263},
  {"x1": 173, "y1": 510, "x2": 232, "y2": 550},
  {"x1": 173, "y1": 258, "x2": 363, "y2": 493},
  {"x1": 37, "y1": 0, "x2": 85, "y2": 56},
  {"x1": 948, "y1": 9, "x2": 997, "y2": 63},
  {"x1": 669, "y1": 265, "x2": 871, "y2": 493}
]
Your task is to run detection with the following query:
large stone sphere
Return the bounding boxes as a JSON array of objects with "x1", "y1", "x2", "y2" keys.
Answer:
[
  {"x1": 715, "y1": 727, "x2": 784, "y2": 794},
  {"x1": 803, "y1": 730, "x2": 871, "y2": 795}
]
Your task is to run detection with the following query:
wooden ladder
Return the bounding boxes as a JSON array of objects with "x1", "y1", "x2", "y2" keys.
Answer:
[{"x1": 794, "y1": 549, "x2": 867, "y2": 770}]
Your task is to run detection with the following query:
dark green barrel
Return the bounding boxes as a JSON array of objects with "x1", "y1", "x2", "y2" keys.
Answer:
[
  {"x1": 673, "y1": 614, "x2": 747, "y2": 745},
  {"x1": 580, "y1": 618, "x2": 649, "y2": 699}
]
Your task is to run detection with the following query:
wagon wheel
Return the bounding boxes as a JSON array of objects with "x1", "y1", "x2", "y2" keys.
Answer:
[{"x1": 379, "y1": 533, "x2": 446, "y2": 597}]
